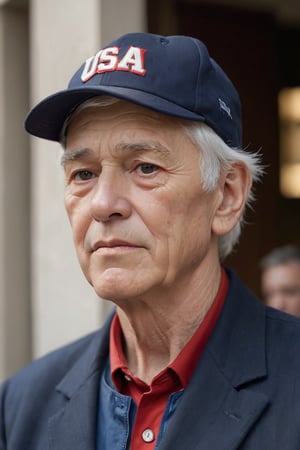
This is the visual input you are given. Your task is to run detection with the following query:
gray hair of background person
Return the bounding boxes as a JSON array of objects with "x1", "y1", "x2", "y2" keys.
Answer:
[{"x1": 260, "y1": 245, "x2": 300, "y2": 270}]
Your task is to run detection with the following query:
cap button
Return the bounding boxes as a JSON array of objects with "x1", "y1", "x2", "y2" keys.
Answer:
[{"x1": 160, "y1": 37, "x2": 169, "y2": 45}]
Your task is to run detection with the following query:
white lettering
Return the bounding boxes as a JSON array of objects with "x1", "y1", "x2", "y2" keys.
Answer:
[
  {"x1": 218, "y1": 98, "x2": 232, "y2": 119},
  {"x1": 81, "y1": 46, "x2": 147, "y2": 83},
  {"x1": 81, "y1": 50, "x2": 102, "y2": 82},
  {"x1": 117, "y1": 46, "x2": 146, "y2": 75},
  {"x1": 97, "y1": 47, "x2": 119, "y2": 73}
]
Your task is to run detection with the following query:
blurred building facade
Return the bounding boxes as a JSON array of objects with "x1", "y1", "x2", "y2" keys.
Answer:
[{"x1": 0, "y1": 0, "x2": 146, "y2": 381}]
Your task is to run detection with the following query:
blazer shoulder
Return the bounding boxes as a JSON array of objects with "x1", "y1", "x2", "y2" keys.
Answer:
[
  {"x1": 2, "y1": 310, "x2": 113, "y2": 394},
  {"x1": 0, "y1": 315, "x2": 113, "y2": 448},
  {"x1": 265, "y1": 304, "x2": 300, "y2": 325},
  {"x1": 265, "y1": 305, "x2": 300, "y2": 344},
  {"x1": 0, "y1": 331, "x2": 100, "y2": 448},
  {"x1": 2, "y1": 331, "x2": 95, "y2": 390}
]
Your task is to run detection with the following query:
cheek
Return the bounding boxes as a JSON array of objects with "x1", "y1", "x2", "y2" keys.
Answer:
[
  {"x1": 143, "y1": 189, "x2": 197, "y2": 251},
  {"x1": 64, "y1": 191, "x2": 76, "y2": 223},
  {"x1": 146, "y1": 198, "x2": 182, "y2": 253},
  {"x1": 171, "y1": 191, "x2": 218, "y2": 250},
  {"x1": 65, "y1": 195, "x2": 90, "y2": 246}
]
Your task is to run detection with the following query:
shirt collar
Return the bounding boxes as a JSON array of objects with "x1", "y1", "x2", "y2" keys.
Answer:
[{"x1": 110, "y1": 268, "x2": 229, "y2": 390}]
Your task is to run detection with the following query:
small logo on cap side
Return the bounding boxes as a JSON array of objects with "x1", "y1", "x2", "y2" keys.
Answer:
[
  {"x1": 81, "y1": 46, "x2": 147, "y2": 82},
  {"x1": 218, "y1": 98, "x2": 232, "y2": 119}
]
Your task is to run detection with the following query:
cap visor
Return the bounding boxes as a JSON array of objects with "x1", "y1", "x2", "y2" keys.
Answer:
[{"x1": 25, "y1": 86, "x2": 205, "y2": 141}]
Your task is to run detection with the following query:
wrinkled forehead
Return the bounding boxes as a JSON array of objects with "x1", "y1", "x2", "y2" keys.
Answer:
[{"x1": 61, "y1": 96, "x2": 190, "y2": 148}]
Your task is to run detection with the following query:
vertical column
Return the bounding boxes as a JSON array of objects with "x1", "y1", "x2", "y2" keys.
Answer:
[
  {"x1": 29, "y1": 0, "x2": 146, "y2": 358},
  {"x1": 30, "y1": 0, "x2": 103, "y2": 358},
  {"x1": 0, "y1": 3, "x2": 31, "y2": 380}
]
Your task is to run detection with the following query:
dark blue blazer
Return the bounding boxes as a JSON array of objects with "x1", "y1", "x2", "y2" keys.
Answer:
[{"x1": 1, "y1": 269, "x2": 300, "y2": 449}]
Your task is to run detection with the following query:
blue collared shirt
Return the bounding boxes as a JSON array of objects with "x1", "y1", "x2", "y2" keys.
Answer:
[{"x1": 97, "y1": 360, "x2": 184, "y2": 449}]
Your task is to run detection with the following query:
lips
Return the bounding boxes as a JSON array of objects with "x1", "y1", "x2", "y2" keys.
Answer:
[{"x1": 91, "y1": 239, "x2": 138, "y2": 252}]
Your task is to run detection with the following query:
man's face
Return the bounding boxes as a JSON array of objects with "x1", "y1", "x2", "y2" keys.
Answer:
[
  {"x1": 262, "y1": 262, "x2": 300, "y2": 317},
  {"x1": 63, "y1": 101, "x2": 222, "y2": 302}
]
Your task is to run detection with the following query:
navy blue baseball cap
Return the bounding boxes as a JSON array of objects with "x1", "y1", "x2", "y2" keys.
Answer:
[{"x1": 25, "y1": 32, "x2": 242, "y2": 147}]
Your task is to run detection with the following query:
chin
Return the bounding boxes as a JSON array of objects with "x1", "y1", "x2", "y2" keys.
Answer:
[
  {"x1": 89, "y1": 264, "x2": 163, "y2": 302},
  {"x1": 91, "y1": 268, "x2": 140, "y2": 302}
]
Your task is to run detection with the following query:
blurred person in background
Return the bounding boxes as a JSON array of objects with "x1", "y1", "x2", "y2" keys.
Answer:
[{"x1": 260, "y1": 244, "x2": 300, "y2": 317}]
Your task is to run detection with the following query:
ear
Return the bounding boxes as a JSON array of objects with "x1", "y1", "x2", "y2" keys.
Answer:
[{"x1": 212, "y1": 163, "x2": 252, "y2": 237}]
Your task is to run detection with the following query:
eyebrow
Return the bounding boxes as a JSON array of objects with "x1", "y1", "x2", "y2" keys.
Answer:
[
  {"x1": 60, "y1": 148, "x2": 93, "y2": 166},
  {"x1": 61, "y1": 140, "x2": 172, "y2": 167},
  {"x1": 115, "y1": 141, "x2": 171, "y2": 159}
]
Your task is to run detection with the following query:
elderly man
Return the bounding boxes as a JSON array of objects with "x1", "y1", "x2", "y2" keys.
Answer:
[
  {"x1": 1, "y1": 32, "x2": 300, "y2": 450},
  {"x1": 261, "y1": 245, "x2": 300, "y2": 317}
]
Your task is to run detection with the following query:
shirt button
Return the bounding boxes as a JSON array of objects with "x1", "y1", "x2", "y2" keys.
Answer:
[
  {"x1": 142, "y1": 428, "x2": 155, "y2": 443},
  {"x1": 124, "y1": 374, "x2": 132, "y2": 381}
]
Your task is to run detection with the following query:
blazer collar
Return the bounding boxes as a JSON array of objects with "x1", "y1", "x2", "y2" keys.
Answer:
[
  {"x1": 208, "y1": 268, "x2": 267, "y2": 388},
  {"x1": 48, "y1": 311, "x2": 114, "y2": 450},
  {"x1": 55, "y1": 315, "x2": 111, "y2": 398},
  {"x1": 159, "y1": 269, "x2": 269, "y2": 450}
]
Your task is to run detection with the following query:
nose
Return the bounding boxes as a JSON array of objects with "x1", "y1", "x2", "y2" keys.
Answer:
[{"x1": 90, "y1": 167, "x2": 132, "y2": 222}]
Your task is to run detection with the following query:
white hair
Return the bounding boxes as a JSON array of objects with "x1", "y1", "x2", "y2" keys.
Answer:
[
  {"x1": 61, "y1": 96, "x2": 263, "y2": 260},
  {"x1": 183, "y1": 123, "x2": 263, "y2": 259}
]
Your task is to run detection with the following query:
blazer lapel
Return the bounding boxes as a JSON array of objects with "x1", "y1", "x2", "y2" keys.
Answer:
[
  {"x1": 48, "y1": 313, "x2": 113, "y2": 450},
  {"x1": 158, "y1": 349, "x2": 269, "y2": 450},
  {"x1": 48, "y1": 370, "x2": 100, "y2": 450},
  {"x1": 159, "y1": 270, "x2": 270, "y2": 450}
]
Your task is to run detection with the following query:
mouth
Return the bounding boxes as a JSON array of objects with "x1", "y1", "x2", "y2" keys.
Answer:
[{"x1": 91, "y1": 239, "x2": 141, "y2": 253}]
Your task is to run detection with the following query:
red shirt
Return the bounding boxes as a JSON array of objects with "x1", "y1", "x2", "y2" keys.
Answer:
[{"x1": 110, "y1": 269, "x2": 229, "y2": 450}]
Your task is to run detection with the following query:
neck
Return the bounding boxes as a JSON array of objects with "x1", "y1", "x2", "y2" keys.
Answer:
[{"x1": 117, "y1": 261, "x2": 222, "y2": 384}]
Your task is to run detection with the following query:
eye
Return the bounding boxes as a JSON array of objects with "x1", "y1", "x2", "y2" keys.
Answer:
[
  {"x1": 135, "y1": 163, "x2": 159, "y2": 175},
  {"x1": 73, "y1": 170, "x2": 95, "y2": 181}
]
